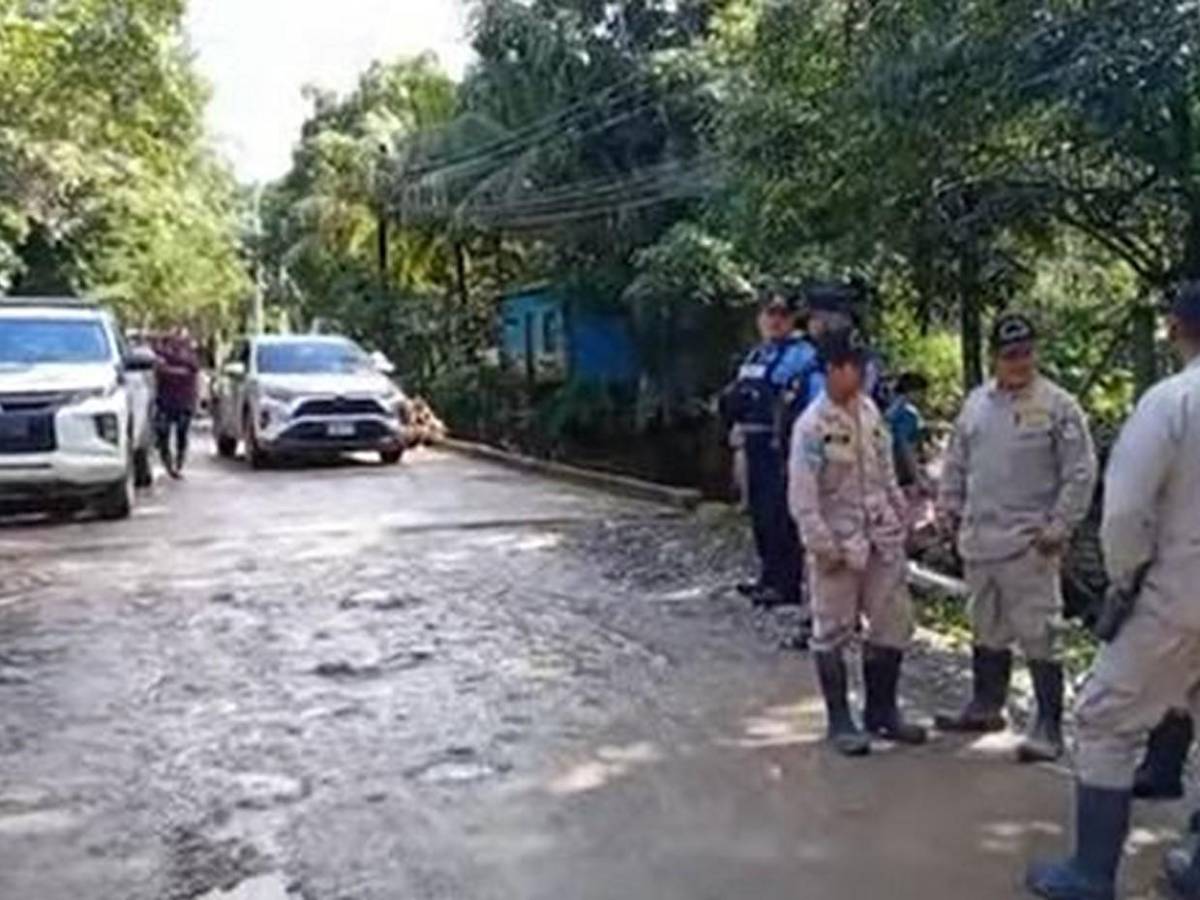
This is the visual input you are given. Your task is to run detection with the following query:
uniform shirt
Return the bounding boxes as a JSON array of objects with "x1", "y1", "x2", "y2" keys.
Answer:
[
  {"x1": 734, "y1": 336, "x2": 823, "y2": 432},
  {"x1": 1102, "y1": 358, "x2": 1200, "y2": 629},
  {"x1": 939, "y1": 375, "x2": 1097, "y2": 563},
  {"x1": 789, "y1": 393, "x2": 908, "y2": 568}
]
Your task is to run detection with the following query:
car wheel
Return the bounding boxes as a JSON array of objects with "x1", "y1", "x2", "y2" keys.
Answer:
[
  {"x1": 96, "y1": 464, "x2": 134, "y2": 521},
  {"x1": 380, "y1": 448, "x2": 404, "y2": 466},
  {"x1": 133, "y1": 446, "x2": 154, "y2": 488},
  {"x1": 244, "y1": 413, "x2": 270, "y2": 470},
  {"x1": 216, "y1": 433, "x2": 238, "y2": 459}
]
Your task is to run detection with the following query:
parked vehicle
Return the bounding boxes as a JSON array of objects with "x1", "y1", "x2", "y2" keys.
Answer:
[
  {"x1": 211, "y1": 335, "x2": 411, "y2": 468},
  {"x1": 0, "y1": 297, "x2": 157, "y2": 519}
]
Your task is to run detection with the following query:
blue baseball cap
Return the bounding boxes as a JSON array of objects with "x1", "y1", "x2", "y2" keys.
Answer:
[{"x1": 1168, "y1": 282, "x2": 1200, "y2": 324}]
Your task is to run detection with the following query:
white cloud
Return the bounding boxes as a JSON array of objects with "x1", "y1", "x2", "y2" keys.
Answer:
[{"x1": 186, "y1": 0, "x2": 473, "y2": 183}]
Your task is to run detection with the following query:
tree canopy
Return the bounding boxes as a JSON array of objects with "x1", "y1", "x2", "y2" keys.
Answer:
[{"x1": 0, "y1": 0, "x2": 248, "y2": 330}]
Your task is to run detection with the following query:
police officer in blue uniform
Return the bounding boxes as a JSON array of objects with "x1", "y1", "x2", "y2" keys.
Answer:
[{"x1": 728, "y1": 286, "x2": 824, "y2": 607}]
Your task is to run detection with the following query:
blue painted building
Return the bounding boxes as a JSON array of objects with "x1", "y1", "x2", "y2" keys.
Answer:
[{"x1": 498, "y1": 285, "x2": 638, "y2": 386}]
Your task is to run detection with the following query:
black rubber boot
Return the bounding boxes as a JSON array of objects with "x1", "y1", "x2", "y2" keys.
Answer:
[
  {"x1": 1164, "y1": 841, "x2": 1200, "y2": 897},
  {"x1": 1018, "y1": 660, "x2": 1065, "y2": 764},
  {"x1": 863, "y1": 644, "x2": 927, "y2": 745},
  {"x1": 935, "y1": 646, "x2": 1011, "y2": 733},
  {"x1": 815, "y1": 651, "x2": 870, "y2": 757},
  {"x1": 1025, "y1": 783, "x2": 1131, "y2": 900},
  {"x1": 1134, "y1": 710, "x2": 1193, "y2": 801}
]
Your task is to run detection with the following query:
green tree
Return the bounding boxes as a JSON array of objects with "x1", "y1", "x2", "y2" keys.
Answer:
[{"x1": 0, "y1": 0, "x2": 248, "y2": 329}]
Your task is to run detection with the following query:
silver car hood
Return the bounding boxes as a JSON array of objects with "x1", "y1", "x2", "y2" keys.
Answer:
[
  {"x1": 257, "y1": 372, "x2": 398, "y2": 397},
  {"x1": 0, "y1": 363, "x2": 117, "y2": 396}
]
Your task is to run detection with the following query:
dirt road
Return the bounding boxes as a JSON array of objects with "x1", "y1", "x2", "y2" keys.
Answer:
[{"x1": 0, "y1": 444, "x2": 1184, "y2": 899}]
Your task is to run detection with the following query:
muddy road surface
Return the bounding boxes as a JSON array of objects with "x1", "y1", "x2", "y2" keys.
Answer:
[{"x1": 0, "y1": 444, "x2": 1184, "y2": 899}]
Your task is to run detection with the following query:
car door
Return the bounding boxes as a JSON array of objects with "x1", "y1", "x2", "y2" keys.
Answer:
[
  {"x1": 110, "y1": 320, "x2": 153, "y2": 451},
  {"x1": 217, "y1": 340, "x2": 251, "y2": 438}
]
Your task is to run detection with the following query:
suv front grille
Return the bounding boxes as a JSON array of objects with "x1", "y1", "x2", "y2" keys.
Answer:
[
  {"x1": 0, "y1": 413, "x2": 56, "y2": 454},
  {"x1": 0, "y1": 392, "x2": 73, "y2": 413},
  {"x1": 295, "y1": 397, "x2": 386, "y2": 417}
]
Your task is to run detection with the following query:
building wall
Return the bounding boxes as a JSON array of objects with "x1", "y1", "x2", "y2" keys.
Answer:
[{"x1": 499, "y1": 286, "x2": 637, "y2": 386}]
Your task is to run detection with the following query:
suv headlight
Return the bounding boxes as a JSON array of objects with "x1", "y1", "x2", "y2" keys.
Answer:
[
  {"x1": 66, "y1": 383, "x2": 119, "y2": 405},
  {"x1": 261, "y1": 386, "x2": 297, "y2": 404}
]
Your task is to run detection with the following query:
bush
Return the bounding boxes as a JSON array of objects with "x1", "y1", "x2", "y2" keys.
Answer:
[{"x1": 877, "y1": 306, "x2": 964, "y2": 421}]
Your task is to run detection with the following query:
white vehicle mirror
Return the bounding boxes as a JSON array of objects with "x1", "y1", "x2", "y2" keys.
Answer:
[
  {"x1": 370, "y1": 351, "x2": 395, "y2": 375},
  {"x1": 124, "y1": 346, "x2": 158, "y2": 372}
]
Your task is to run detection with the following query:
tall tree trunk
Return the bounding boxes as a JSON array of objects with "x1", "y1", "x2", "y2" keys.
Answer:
[
  {"x1": 959, "y1": 251, "x2": 984, "y2": 391},
  {"x1": 454, "y1": 240, "x2": 469, "y2": 309},
  {"x1": 1132, "y1": 303, "x2": 1158, "y2": 398},
  {"x1": 376, "y1": 207, "x2": 389, "y2": 296}
]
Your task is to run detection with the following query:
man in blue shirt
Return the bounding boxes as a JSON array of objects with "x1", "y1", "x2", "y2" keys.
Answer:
[
  {"x1": 885, "y1": 372, "x2": 929, "y2": 491},
  {"x1": 727, "y1": 288, "x2": 823, "y2": 608}
]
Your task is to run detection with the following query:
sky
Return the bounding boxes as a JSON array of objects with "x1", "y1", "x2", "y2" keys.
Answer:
[{"x1": 186, "y1": 0, "x2": 474, "y2": 184}]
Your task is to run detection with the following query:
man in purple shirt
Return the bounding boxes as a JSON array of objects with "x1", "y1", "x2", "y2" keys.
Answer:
[{"x1": 155, "y1": 327, "x2": 200, "y2": 479}]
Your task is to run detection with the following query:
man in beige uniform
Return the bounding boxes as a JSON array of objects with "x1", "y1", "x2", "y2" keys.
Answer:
[
  {"x1": 1028, "y1": 285, "x2": 1200, "y2": 900},
  {"x1": 937, "y1": 313, "x2": 1097, "y2": 764},
  {"x1": 790, "y1": 331, "x2": 927, "y2": 757}
]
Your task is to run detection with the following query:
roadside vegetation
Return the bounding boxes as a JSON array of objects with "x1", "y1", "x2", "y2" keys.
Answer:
[{"x1": 0, "y1": 0, "x2": 249, "y2": 332}]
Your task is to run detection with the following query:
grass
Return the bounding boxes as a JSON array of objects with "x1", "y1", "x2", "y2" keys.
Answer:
[{"x1": 914, "y1": 587, "x2": 1099, "y2": 677}]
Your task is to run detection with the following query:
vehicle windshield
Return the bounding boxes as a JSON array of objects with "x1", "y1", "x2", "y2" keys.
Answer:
[
  {"x1": 0, "y1": 318, "x2": 112, "y2": 365},
  {"x1": 256, "y1": 340, "x2": 371, "y2": 375}
]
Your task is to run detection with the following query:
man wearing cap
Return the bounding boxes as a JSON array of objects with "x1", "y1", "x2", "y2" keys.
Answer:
[
  {"x1": 936, "y1": 312, "x2": 1097, "y2": 765},
  {"x1": 1027, "y1": 284, "x2": 1200, "y2": 899},
  {"x1": 790, "y1": 330, "x2": 927, "y2": 756},
  {"x1": 726, "y1": 288, "x2": 823, "y2": 608}
]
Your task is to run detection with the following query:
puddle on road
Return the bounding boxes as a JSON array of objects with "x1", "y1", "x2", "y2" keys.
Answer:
[
  {"x1": 197, "y1": 872, "x2": 293, "y2": 900},
  {"x1": 0, "y1": 807, "x2": 82, "y2": 836},
  {"x1": 412, "y1": 760, "x2": 497, "y2": 784}
]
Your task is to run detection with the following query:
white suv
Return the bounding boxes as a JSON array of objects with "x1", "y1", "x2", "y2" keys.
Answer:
[
  {"x1": 212, "y1": 335, "x2": 411, "y2": 468},
  {"x1": 0, "y1": 298, "x2": 157, "y2": 519}
]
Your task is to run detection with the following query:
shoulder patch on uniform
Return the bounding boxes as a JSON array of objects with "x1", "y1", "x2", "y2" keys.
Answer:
[{"x1": 803, "y1": 435, "x2": 825, "y2": 467}]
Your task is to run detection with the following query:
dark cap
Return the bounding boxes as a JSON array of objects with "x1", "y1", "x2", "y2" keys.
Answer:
[
  {"x1": 820, "y1": 328, "x2": 869, "y2": 369},
  {"x1": 990, "y1": 312, "x2": 1037, "y2": 352},
  {"x1": 805, "y1": 281, "x2": 861, "y2": 315},
  {"x1": 759, "y1": 287, "x2": 798, "y2": 315},
  {"x1": 1167, "y1": 281, "x2": 1200, "y2": 324}
]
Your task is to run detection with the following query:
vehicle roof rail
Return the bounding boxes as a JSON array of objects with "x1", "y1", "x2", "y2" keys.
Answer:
[{"x1": 0, "y1": 295, "x2": 101, "y2": 309}]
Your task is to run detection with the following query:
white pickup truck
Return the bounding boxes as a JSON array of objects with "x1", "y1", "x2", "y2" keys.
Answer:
[{"x1": 0, "y1": 297, "x2": 157, "y2": 519}]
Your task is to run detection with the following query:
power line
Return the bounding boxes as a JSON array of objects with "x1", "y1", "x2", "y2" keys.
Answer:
[{"x1": 394, "y1": 75, "x2": 659, "y2": 183}]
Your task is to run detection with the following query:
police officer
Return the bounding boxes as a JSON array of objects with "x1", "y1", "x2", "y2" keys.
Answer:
[
  {"x1": 1027, "y1": 285, "x2": 1200, "y2": 900},
  {"x1": 789, "y1": 330, "x2": 927, "y2": 756},
  {"x1": 728, "y1": 287, "x2": 823, "y2": 608},
  {"x1": 936, "y1": 312, "x2": 1098, "y2": 764}
]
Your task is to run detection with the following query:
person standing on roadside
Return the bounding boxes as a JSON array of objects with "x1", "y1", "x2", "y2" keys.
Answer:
[
  {"x1": 155, "y1": 326, "x2": 201, "y2": 479},
  {"x1": 886, "y1": 372, "x2": 932, "y2": 500},
  {"x1": 726, "y1": 287, "x2": 823, "y2": 609},
  {"x1": 935, "y1": 312, "x2": 1097, "y2": 764},
  {"x1": 1026, "y1": 284, "x2": 1200, "y2": 900},
  {"x1": 790, "y1": 330, "x2": 927, "y2": 756}
]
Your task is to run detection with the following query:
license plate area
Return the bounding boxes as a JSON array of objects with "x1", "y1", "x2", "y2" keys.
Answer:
[{"x1": 326, "y1": 421, "x2": 356, "y2": 438}]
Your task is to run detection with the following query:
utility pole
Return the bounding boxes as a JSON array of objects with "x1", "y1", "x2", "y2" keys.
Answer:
[{"x1": 252, "y1": 183, "x2": 265, "y2": 336}]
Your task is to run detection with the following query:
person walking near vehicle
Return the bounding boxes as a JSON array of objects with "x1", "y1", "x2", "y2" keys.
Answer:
[
  {"x1": 155, "y1": 326, "x2": 200, "y2": 479},
  {"x1": 936, "y1": 312, "x2": 1097, "y2": 764},
  {"x1": 726, "y1": 288, "x2": 823, "y2": 608},
  {"x1": 1026, "y1": 284, "x2": 1200, "y2": 899},
  {"x1": 790, "y1": 331, "x2": 927, "y2": 756}
]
